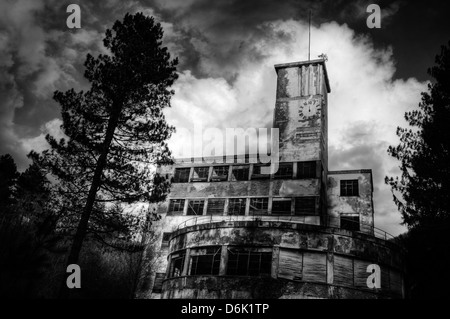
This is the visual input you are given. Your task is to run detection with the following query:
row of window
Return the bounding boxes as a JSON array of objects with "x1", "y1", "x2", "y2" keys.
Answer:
[
  {"x1": 172, "y1": 161, "x2": 317, "y2": 183},
  {"x1": 167, "y1": 196, "x2": 317, "y2": 216},
  {"x1": 168, "y1": 246, "x2": 272, "y2": 278}
]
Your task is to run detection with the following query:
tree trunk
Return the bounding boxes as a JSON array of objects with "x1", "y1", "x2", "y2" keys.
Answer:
[{"x1": 59, "y1": 100, "x2": 122, "y2": 298}]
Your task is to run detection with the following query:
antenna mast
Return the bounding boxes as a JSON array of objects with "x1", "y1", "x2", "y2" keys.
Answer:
[{"x1": 308, "y1": 9, "x2": 311, "y2": 61}]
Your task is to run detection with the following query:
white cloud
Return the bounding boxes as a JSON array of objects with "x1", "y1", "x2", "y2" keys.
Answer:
[{"x1": 164, "y1": 19, "x2": 427, "y2": 236}]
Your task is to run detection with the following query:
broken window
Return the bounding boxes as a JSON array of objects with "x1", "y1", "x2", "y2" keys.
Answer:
[
  {"x1": 187, "y1": 199, "x2": 205, "y2": 215},
  {"x1": 173, "y1": 168, "x2": 190, "y2": 183},
  {"x1": 274, "y1": 162, "x2": 293, "y2": 179},
  {"x1": 249, "y1": 198, "x2": 269, "y2": 215},
  {"x1": 191, "y1": 166, "x2": 209, "y2": 182},
  {"x1": 252, "y1": 164, "x2": 271, "y2": 180},
  {"x1": 340, "y1": 179, "x2": 359, "y2": 196},
  {"x1": 211, "y1": 166, "x2": 229, "y2": 181},
  {"x1": 189, "y1": 246, "x2": 221, "y2": 276},
  {"x1": 272, "y1": 198, "x2": 292, "y2": 215},
  {"x1": 167, "y1": 199, "x2": 185, "y2": 215},
  {"x1": 169, "y1": 252, "x2": 185, "y2": 278},
  {"x1": 294, "y1": 197, "x2": 316, "y2": 215},
  {"x1": 231, "y1": 165, "x2": 249, "y2": 181},
  {"x1": 340, "y1": 214, "x2": 360, "y2": 231},
  {"x1": 297, "y1": 161, "x2": 316, "y2": 178},
  {"x1": 207, "y1": 198, "x2": 225, "y2": 215},
  {"x1": 227, "y1": 248, "x2": 272, "y2": 276},
  {"x1": 228, "y1": 198, "x2": 246, "y2": 215}
]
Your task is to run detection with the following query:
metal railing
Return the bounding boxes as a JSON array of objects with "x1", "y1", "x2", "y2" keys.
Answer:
[{"x1": 175, "y1": 213, "x2": 396, "y2": 242}]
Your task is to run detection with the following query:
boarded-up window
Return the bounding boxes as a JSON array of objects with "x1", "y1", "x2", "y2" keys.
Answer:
[
  {"x1": 227, "y1": 248, "x2": 272, "y2": 276},
  {"x1": 249, "y1": 198, "x2": 269, "y2": 215},
  {"x1": 167, "y1": 199, "x2": 185, "y2": 215},
  {"x1": 152, "y1": 273, "x2": 165, "y2": 293},
  {"x1": 278, "y1": 249, "x2": 303, "y2": 281},
  {"x1": 173, "y1": 168, "x2": 190, "y2": 183},
  {"x1": 228, "y1": 198, "x2": 246, "y2": 215},
  {"x1": 207, "y1": 199, "x2": 225, "y2": 215},
  {"x1": 231, "y1": 165, "x2": 249, "y2": 181},
  {"x1": 274, "y1": 162, "x2": 293, "y2": 179},
  {"x1": 297, "y1": 161, "x2": 316, "y2": 178},
  {"x1": 340, "y1": 179, "x2": 359, "y2": 196},
  {"x1": 192, "y1": 167, "x2": 209, "y2": 182},
  {"x1": 211, "y1": 166, "x2": 229, "y2": 181},
  {"x1": 294, "y1": 197, "x2": 316, "y2": 215},
  {"x1": 302, "y1": 252, "x2": 326, "y2": 283},
  {"x1": 340, "y1": 215, "x2": 360, "y2": 231},
  {"x1": 252, "y1": 164, "x2": 271, "y2": 180},
  {"x1": 333, "y1": 255, "x2": 353, "y2": 287},
  {"x1": 187, "y1": 199, "x2": 205, "y2": 215},
  {"x1": 189, "y1": 247, "x2": 221, "y2": 276},
  {"x1": 272, "y1": 198, "x2": 291, "y2": 215}
]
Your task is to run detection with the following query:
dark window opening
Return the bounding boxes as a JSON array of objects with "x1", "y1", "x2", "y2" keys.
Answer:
[
  {"x1": 249, "y1": 198, "x2": 269, "y2": 215},
  {"x1": 252, "y1": 164, "x2": 271, "y2": 180},
  {"x1": 152, "y1": 273, "x2": 165, "y2": 293},
  {"x1": 161, "y1": 232, "x2": 171, "y2": 247},
  {"x1": 272, "y1": 199, "x2": 292, "y2": 215},
  {"x1": 187, "y1": 199, "x2": 205, "y2": 215},
  {"x1": 340, "y1": 180, "x2": 359, "y2": 196},
  {"x1": 167, "y1": 199, "x2": 185, "y2": 215},
  {"x1": 294, "y1": 197, "x2": 316, "y2": 215},
  {"x1": 189, "y1": 247, "x2": 221, "y2": 276},
  {"x1": 232, "y1": 165, "x2": 249, "y2": 181},
  {"x1": 274, "y1": 163, "x2": 293, "y2": 179},
  {"x1": 169, "y1": 253, "x2": 185, "y2": 278},
  {"x1": 340, "y1": 215, "x2": 360, "y2": 231},
  {"x1": 228, "y1": 198, "x2": 246, "y2": 215},
  {"x1": 297, "y1": 161, "x2": 316, "y2": 178},
  {"x1": 227, "y1": 249, "x2": 272, "y2": 276},
  {"x1": 173, "y1": 168, "x2": 190, "y2": 183},
  {"x1": 207, "y1": 199, "x2": 225, "y2": 215},
  {"x1": 211, "y1": 166, "x2": 229, "y2": 181},
  {"x1": 192, "y1": 167, "x2": 209, "y2": 182}
]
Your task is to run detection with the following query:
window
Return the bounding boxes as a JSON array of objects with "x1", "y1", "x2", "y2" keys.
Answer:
[
  {"x1": 167, "y1": 199, "x2": 185, "y2": 215},
  {"x1": 152, "y1": 273, "x2": 165, "y2": 293},
  {"x1": 173, "y1": 168, "x2": 190, "y2": 183},
  {"x1": 189, "y1": 246, "x2": 221, "y2": 276},
  {"x1": 294, "y1": 197, "x2": 316, "y2": 215},
  {"x1": 169, "y1": 252, "x2": 185, "y2": 278},
  {"x1": 249, "y1": 198, "x2": 269, "y2": 215},
  {"x1": 272, "y1": 199, "x2": 292, "y2": 215},
  {"x1": 340, "y1": 180, "x2": 359, "y2": 196},
  {"x1": 297, "y1": 161, "x2": 316, "y2": 178},
  {"x1": 231, "y1": 165, "x2": 249, "y2": 181},
  {"x1": 228, "y1": 198, "x2": 246, "y2": 215},
  {"x1": 340, "y1": 215, "x2": 360, "y2": 231},
  {"x1": 187, "y1": 199, "x2": 205, "y2": 215},
  {"x1": 161, "y1": 232, "x2": 171, "y2": 248},
  {"x1": 252, "y1": 164, "x2": 271, "y2": 180},
  {"x1": 211, "y1": 166, "x2": 229, "y2": 181},
  {"x1": 192, "y1": 167, "x2": 209, "y2": 182},
  {"x1": 207, "y1": 199, "x2": 225, "y2": 215},
  {"x1": 227, "y1": 248, "x2": 272, "y2": 276},
  {"x1": 274, "y1": 162, "x2": 293, "y2": 179}
]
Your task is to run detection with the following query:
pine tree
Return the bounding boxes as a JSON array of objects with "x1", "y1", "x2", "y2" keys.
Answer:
[{"x1": 29, "y1": 12, "x2": 178, "y2": 295}]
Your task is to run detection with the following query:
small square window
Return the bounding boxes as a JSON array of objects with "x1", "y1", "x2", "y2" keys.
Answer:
[
  {"x1": 340, "y1": 215, "x2": 360, "y2": 231},
  {"x1": 274, "y1": 163, "x2": 293, "y2": 179},
  {"x1": 252, "y1": 164, "x2": 271, "y2": 180},
  {"x1": 167, "y1": 199, "x2": 185, "y2": 215},
  {"x1": 249, "y1": 198, "x2": 269, "y2": 215},
  {"x1": 294, "y1": 197, "x2": 316, "y2": 215},
  {"x1": 173, "y1": 168, "x2": 190, "y2": 183},
  {"x1": 192, "y1": 167, "x2": 209, "y2": 182},
  {"x1": 187, "y1": 199, "x2": 205, "y2": 215},
  {"x1": 231, "y1": 165, "x2": 249, "y2": 181},
  {"x1": 211, "y1": 166, "x2": 229, "y2": 182},
  {"x1": 228, "y1": 198, "x2": 246, "y2": 215},
  {"x1": 297, "y1": 162, "x2": 316, "y2": 178},
  {"x1": 272, "y1": 199, "x2": 292, "y2": 215},
  {"x1": 340, "y1": 180, "x2": 359, "y2": 196},
  {"x1": 207, "y1": 199, "x2": 225, "y2": 215}
]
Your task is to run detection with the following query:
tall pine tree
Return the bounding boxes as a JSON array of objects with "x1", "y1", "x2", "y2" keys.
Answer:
[{"x1": 30, "y1": 13, "x2": 178, "y2": 295}]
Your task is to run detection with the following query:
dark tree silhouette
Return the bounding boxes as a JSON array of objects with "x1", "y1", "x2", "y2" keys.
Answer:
[
  {"x1": 386, "y1": 41, "x2": 450, "y2": 299},
  {"x1": 29, "y1": 13, "x2": 178, "y2": 296}
]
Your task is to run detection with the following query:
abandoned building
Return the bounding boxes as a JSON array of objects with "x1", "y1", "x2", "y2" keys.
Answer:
[{"x1": 137, "y1": 58, "x2": 405, "y2": 299}]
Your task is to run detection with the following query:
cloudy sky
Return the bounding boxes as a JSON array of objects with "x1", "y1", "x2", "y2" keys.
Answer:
[{"x1": 1, "y1": 0, "x2": 449, "y2": 236}]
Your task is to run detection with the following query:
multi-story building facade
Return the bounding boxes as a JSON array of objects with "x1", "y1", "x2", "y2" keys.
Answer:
[{"x1": 137, "y1": 58, "x2": 405, "y2": 299}]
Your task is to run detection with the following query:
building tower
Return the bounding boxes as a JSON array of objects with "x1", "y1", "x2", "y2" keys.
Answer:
[{"x1": 136, "y1": 58, "x2": 405, "y2": 299}]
